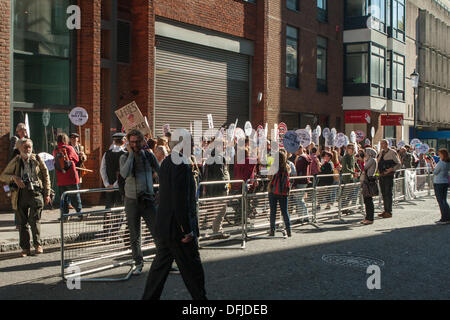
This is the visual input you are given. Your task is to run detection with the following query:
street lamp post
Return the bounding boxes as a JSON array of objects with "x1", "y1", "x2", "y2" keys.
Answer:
[{"x1": 410, "y1": 69, "x2": 420, "y2": 139}]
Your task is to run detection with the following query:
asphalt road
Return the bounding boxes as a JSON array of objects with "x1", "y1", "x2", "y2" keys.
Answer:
[{"x1": 0, "y1": 195, "x2": 449, "y2": 300}]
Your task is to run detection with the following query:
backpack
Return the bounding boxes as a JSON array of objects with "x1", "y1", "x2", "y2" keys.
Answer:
[
  {"x1": 54, "y1": 146, "x2": 72, "y2": 172},
  {"x1": 118, "y1": 150, "x2": 158, "y2": 197},
  {"x1": 270, "y1": 171, "x2": 291, "y2": 196}
]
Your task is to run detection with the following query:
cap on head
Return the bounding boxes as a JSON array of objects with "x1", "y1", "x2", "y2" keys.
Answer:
[
  {"x1": 70, "y1": 133, "x2": 80, "y2": 138},
  {"x1": 112, "y1": 132, "x2": 126, "y2": 140}
]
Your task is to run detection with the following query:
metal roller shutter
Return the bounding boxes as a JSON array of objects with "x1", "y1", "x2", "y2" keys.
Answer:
[{"x1": 155, "y1": 36, "x2": 249, "y2": 137}]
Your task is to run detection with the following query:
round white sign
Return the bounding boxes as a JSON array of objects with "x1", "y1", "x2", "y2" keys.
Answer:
[
  {"x1": 397, "y1": 140, "x2": 406, "y2": 149},
  {"x1": 69, "y1": 107, "x2": 89, "y2": 126},
  {"x1": 331, "y1": 128, "x2": 337, "y2": 136},
  {"x1": 355, "y1": 130, "x2": 365, "y2": 142},
  {"x1": 244, "y1": 121, "x2": 253, "y2": 136},
  {"x1": 371, "y1": 127, "x2": 375, "y2": 138},
  {"x1": 323, "y1": 128, "x2": 330, "y2": 138},
  {"x1": 296, "y1": 129, "x2": 311, "y2": 148},
  {"x1": 417, "y1": 143, "x2": 430, "y2": 154},
  {"x1": 410, "y1": 138, "x2": 421, "y2": 147},
  {"x1": 335, "y1": 133, "x2": 346, "y2": 148},
  {"x1": 316, "y1": 125, "x2": 322, "y2": 137}
]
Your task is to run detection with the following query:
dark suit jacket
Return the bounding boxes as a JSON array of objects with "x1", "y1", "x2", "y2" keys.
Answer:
[{"x1": 154, "y1": 154, "x2": 199, "y2": 242}]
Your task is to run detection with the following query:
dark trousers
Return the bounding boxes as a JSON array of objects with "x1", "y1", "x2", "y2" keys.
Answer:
[
  {"x1": 104, "y1": 191, "x2": 124, "y2": 238},
  {"x1": 434, "y1": 183, "x2": 450, "y2": 221},
  {"x1": 364, "y1": 196, "x2": 374, "y2": 221},
  {"x1": 124, "y1": 197, "x2": 156, "y2": 265},
  {"x1": 17, "y1": 189, "x2": 43, "y2": 250},
  {"x1": 380, "y1": 175, "x2": 394, "y2": 214},
  {"x1": 142, "y1": 238, "x2": 207, "y2": 300},
  {"x1": 269, "y1": 193, "x2": 291, "y2": 231},
  {"x1": 59, "y1": 184, "x2": 82, "y2": 214}
]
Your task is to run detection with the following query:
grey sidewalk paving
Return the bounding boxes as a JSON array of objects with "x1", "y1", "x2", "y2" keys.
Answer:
[{"x1": 0, "y1": 205, "x2": 105, "y2": 252}]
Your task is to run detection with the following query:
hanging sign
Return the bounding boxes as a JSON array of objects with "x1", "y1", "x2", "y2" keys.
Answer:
[
  {"x1": 69, "y1": 107, "x2": 89, "y2": 126},
  {"x1": 381, "y1": 114, "x2": 403, "y2": 126},
  {"x1": 345, "y1": 111, "x2": 371, "y2": 124}
]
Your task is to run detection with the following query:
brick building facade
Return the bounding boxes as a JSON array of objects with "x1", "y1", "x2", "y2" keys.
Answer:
[{"x1": 0, "y1": 0, "x2": 344, "y2": 210}]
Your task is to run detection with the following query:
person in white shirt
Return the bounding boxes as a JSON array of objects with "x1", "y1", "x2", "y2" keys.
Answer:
[{"x1": 100, "y1": 132, "x2": 126, "y2": 240}]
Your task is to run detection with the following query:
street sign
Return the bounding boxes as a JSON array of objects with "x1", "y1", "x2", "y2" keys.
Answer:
[{"x1": 69, "y1": 107, "x2": 88, "y2": 126}]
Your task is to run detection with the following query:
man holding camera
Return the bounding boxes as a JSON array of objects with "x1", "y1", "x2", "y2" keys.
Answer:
[
  {"x1": 0, "y1": 138, "x2": 51, "y2": 256},
  {"x1": 120, "y1": 129, "x2": 159, "y2": 275},
  {"x1": 377, "y1": 139, "x2": 401, "y2": 218}
]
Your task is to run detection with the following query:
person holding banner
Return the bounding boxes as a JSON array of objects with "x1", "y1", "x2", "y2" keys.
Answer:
[{"x1": 432, "y1": 149, "x2": 450, "y2": 224}]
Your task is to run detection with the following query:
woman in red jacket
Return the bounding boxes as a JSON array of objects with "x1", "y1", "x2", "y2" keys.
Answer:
[{"x1": 53, "y1": 133, "x2": 83, "y2": 220}]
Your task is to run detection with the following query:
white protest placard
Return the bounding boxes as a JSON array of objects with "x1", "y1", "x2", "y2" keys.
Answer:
[
  {"x1": 323, "y1": 128, "x2": 330, "y2": 138},
  {"x1": 234, "y1": 128, "x2": 246, "y2": 141},
  {"x1": 244, "y1": 121, "x2": 253, "y2": 136},
  {"x1": 417, "y1": 143, "x2": 430, "y2": 154},
  {"x1": 397, "y1": 140, "x2": 406, "y2": 149},
  {"x1": 42, "y1": 110, "x2": 50, "y2": 127},
  {"x1": 296, "y1": 129, "x2": 311, "y2": 148},
  {"x1": 311, "y1": 130, "x2": 319, "y2": 145},
  {"x1": 69, "y1": 107, "x2": 89, "y2": 126},
  {"x1": 207, "y1": 114, "x2": 214, "y2": 129},
  {"x1": 350, "y1": 131, "x2": 357, "y2": 144},
  {"x1": 331, "y1": 128, "x2": 337, "y2": 136},
  {"x1": 283, "y1": 131, "x2": 301, "y2": 154},
  {"x1": 162, "y1": 124, "x2": 171, "y2": 135},
  {"x1": 371, "y1": 127, "x2": 375, "y2": 138},
  {"x1": 335, "y1": 133, "x2": 345, "y2": 148},
  {"x1": 115, "y1": 101, "x2": 151, "y2": 136},
  {"x1": 344, "y1": 135, "x2": 350, "y2": 147},
  {"x1": 355, "y1": 130, "x2": 365, "y2": 142},
  {"x1": 410, "y1": 139, "x2": 421, "y2": 148},
  {"x1": 316, "y1": 125, "x2": 322, "y2": 137}
]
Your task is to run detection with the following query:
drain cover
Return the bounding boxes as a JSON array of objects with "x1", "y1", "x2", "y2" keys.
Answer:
[{"x1": 322, "y1": 254, "x2": 385, "y2": 269}]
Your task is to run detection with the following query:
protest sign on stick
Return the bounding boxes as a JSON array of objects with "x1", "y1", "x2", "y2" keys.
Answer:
[{"x1": 115, "y1": 101, "x2": 151, "y2": 136}]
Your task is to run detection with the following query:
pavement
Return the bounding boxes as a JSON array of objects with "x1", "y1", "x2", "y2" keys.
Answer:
[
  {"x1": 0, "y1": 194, "x2": 449, "y2": 300},
  {"x1": 0, "y1": 205, "x2": 105, "y2": 253}
]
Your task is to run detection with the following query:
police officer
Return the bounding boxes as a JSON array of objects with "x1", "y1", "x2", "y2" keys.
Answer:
[{"x1": 100, "y1": 132, "x2": 126, "y2": 240}]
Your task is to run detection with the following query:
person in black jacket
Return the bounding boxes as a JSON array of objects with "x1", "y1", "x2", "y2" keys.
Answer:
[
  {"x1": 316, "y1": 151, "x2": 334, "y2": 211},
  {"x1": 142, "y1": 146, "x2": 206, "y2": 300}
]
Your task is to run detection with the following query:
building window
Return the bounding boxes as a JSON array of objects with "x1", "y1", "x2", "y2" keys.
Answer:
[
  {"x1": 391, "y1": 52, "x2": 405, "y2": 101},
  {"x1": 317, "y1": 0, "x2": 328, "y2": 22},
  {"x1": 345, "y1": 43, "x2": 369, "y2": 84},
  {"x1": 384, "y1": 125, "x2": 396, "y2": 139},
  {"x1": 287, "y1": 0, "x2": 299, "y2": 11},
  {"x1": 390, "y1": 0, "x2": 405, "y2": 41},
  {"x1": 345, "y1": 0, "x2": 369, "y2": 17},
  {"x1": 370, "y1": 44, "x2": 385, "y2": 97},
  {"x1": 368, "y1": 0, "x2": 385, "y2": 32},
  {"x1": 13, "y1": 0, "x2": 73, "y2": 107},
  {"x1": 317, "y1": 36, "x2": 327, "y2": 92},
  {"x1": 286, "y1": 26, "x2": 299, "y2": 89}
]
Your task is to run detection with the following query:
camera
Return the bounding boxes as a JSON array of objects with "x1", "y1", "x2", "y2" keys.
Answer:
[{"x1": 22, "y1": 173, "x2": 34, "y2": 191}]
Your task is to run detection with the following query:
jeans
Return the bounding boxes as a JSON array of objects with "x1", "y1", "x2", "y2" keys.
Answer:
[
  {"x1": 269, "y1": 193, "x2": 291, "y2": 231},
  {"x1": 364, "y1": 196, "x2": 374, "y2": 221},
  {"x1": 434, "y1": 183, "x2": 449, "y2": 221},
  {"x1": 59, "y1": 184, "x2": 82, "y2": 215},
  {"x1": 380, "y1": 175, "x2": 394, "y2": 214},
  {"x1": 294, "y1": 184, "x2": 308, "y2": 217},
  {"x1": 124, "y1": 197, "x2": 156, "y2": 265},
  {"x1": 330, "y1": 181, "x2": 339, "y2": 204}
]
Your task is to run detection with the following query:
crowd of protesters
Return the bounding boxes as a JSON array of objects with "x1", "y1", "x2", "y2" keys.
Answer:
[{"x1": 1, "y1": 123, "x2": 450, "y2": 300}]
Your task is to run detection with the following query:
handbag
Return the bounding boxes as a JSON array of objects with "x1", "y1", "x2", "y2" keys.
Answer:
[{"x1": 363, "y1": 174, "x2": 379, "y2": 197}]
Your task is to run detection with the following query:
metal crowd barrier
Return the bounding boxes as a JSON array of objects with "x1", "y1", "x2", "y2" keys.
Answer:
[
  {"x1": 197, "y1": 180, "x2": 246, "y2": 249},
  {"x1": 60, "y1": 187, "x2": 156, "y2": 282},
  {"x1": 60, "y1": 168, "x2": 436, "y2": 282}
]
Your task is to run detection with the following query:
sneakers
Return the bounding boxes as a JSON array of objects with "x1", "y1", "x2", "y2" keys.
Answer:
[
  {"x1": 435, "y1": 220, "x2": 450, "y2": 225},
  {"x1": 209, "y1": 232, "x2": 230, "y2": 240},
  {"x1": 21, "y1": 249, "x2": 31, "y2": 257},
  {"x1": 379, "y1": 212, "x2": 392, "y2": 219},
  {"x1": 132, "y1": 263, "x2": 144, "y2": 276},
  {"x1": 35, "y1": 246, "x2": 43, "y2": 254}
]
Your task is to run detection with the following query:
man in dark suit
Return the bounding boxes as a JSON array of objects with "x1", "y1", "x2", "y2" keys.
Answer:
[{"x1": 142, "y1": 149, "x2": 207, "y2": 300}]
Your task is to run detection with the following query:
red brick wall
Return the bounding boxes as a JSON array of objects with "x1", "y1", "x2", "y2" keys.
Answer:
[
  {"x1": 0, "y1": 0, "x2": 11, "y2": 209},
  {"x1": 280, "y1": 0, "x2": 344, "y2": 126},
  {"x1": 76, "y1": 0, "x2": 102, "y2": 202},
  {"x1": 154, "y1": 0, "x2": 256, "y2": 41}
]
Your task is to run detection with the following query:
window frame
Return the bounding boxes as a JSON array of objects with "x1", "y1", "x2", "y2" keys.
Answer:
[
  {"x1": 388, "y1": 51, "x2": 405, "y2": 101},
  {"x1": 12, "y1": 0, "x2": 76, "y2": 109},
  {"x1": 317, "y1": 0, "x2": 328, "y2": 22},
  {"x1": 317, "y1": 36, "x2": 328, "y2": 92},
  {"x1": 287, "y1": 0, "x2": 300, "y2": 12},
  {"x1": 286, "y1": 25, "x2": 299, "y2": 89},
  {"x1": 370, "y1": 43, "x2": 386, "y2": 97},
  {"x1": 389, "y1": 0, "x2": 405, "y2": 42}
]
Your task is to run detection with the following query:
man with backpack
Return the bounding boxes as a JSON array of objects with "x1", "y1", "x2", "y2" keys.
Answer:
[
  {"x1": 120, "y1": 129, "x2": 160, "y2": 275},
  {"x1": 54, "y1": 133, "x2": 82, "y2": 221}
]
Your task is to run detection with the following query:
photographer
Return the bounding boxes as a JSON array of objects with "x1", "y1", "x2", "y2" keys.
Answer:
[
  {"x1": 377, "y1": 139, "x2": 401, "y2": 219},
  {"x1": 0, "y1": 138, "x2": 51, "y2": 256},
  {"x1": 120, "y1": 129, "x2": 160, "y2": 275}
]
